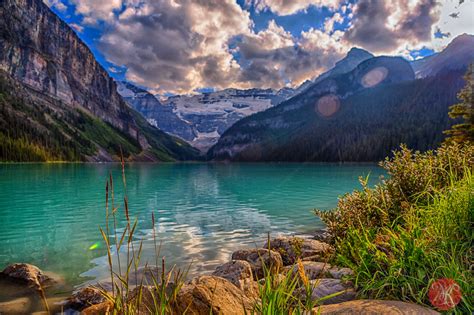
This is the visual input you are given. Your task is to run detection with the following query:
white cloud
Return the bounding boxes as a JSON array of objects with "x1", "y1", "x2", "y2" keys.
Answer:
[
  {"x1": 99, "y1": 0, "x2": 252, "y2": 94},
  {"x1": 431, "y1": 0, "x2": 474, "y2": 50},
  {"x1": 324, "y1": 12, "x2": 344, "y2": 33},
  {"x1": 44, "y1": 0, "x2": 67, "y2": 12},
  {"x1": 344, "y1": 0, "x2": 441, "y2": 54},
  {"x1": 61, "y1": 0, "x2": 471, "y2": 94},
  {"x1": 69, "y1": 23, "x2": 84, "y2": 33},
  {"x1": 68, "y1": 0, "x2": 123, "y2": 24},
  {"x1": 246, "y1": 0, "x2": 345, "y2": 15}
]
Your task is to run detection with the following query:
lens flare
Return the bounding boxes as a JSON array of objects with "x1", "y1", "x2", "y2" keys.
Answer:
[
  {"x1": 88, "y1": 242, "x2": 100, "y2": 250},
  {"x1": 315, "y1": 94, "x2": 340, "y2": 117},
  {"x1": 361, "y1": 67, "x2": 388, "y2": 88}
]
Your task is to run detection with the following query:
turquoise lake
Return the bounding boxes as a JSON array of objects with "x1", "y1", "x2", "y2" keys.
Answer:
[{"x1": 0, "y1": 163, "x2": 383, "y2": 287}]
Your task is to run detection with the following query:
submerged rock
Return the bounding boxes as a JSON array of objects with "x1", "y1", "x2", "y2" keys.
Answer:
[
  {"x1": 264, "y1": 237, "x2": 334, "y2": 265},
  {"x1": 175, "y1": 275, "x2": 255, "y2": 314},
  {"x1": 0, "y1": 263, "x2": 54, "y2": 289},
  {"x1": 231, "y1": 248, "x2": 283, "y2": 279},
  {"x1": 0, "y1": 297, "x2": 32, "y2": 314},
  {"x1": 64, "y1": 287, "x2": 106, "y2": 311},
  {"x1": 312, "y1": 300, "x2": 440, "y2": 314}
]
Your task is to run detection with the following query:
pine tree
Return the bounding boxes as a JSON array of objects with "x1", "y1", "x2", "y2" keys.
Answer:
[{"x1": 444, "y1": 64, "x2": 474, "y2": 143}]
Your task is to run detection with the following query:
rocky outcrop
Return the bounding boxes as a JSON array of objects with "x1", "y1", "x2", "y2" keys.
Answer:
[
  {"x1": 313, "y1": 300, "x2": 440, "y2": 314},
  {"x1": 0, "y1": 263, "x2": 54, "y2": 289},
  {"x1": 231, "y1": 248, "x2": 283, "y2": 279},
  {"x1": 265, "y1": 237, "x2": 334, "y2": 265},
  {"x1": 212, "y1": 260, "x2": 259, "y2": 299},
  {"x1": 0, "y1": 0, "x2": 199, "y2": 161},
  {"x1": 175, "y1": 276, "x2": 255, "y2": 315},
  {"x1": 64, "y1": 287, "x2": 106, "y2": 311}
]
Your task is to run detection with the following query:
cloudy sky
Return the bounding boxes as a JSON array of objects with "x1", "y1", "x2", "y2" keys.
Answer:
[{"x1": 45, "y1": 0, "x2": 473, "y2": 95}]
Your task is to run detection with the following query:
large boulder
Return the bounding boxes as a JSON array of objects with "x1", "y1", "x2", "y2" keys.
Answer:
[
  {"x1": 126, "y1": 283, "x2": 178, "y2": 314},
  {"x1": 0, "y1": 263, "x2": 54, "y2": 289},
  {"x1": 64, "y1": 287, "x2": 106, "y2": 311},
  {"x1": 312, "y1": 300, "x2": 440, "y2": 314},
  {"x1": 265, "y1": 237, "x2": 334, "y2": 265},
  {"x1": 212, "y1": 260, "x2": 258, "y2": 298},
  {"x1": 175, "y1": 276, "x2": 255, "y2": 314},
  {"x1": 299, "y1": 279, "x2": 356, "y2": 305},
  {"x1": 231, "y1": 249, "x2": 283, "y2": 279}
]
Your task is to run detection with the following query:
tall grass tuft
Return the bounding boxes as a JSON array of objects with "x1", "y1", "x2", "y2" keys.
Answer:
[{"x1": 96, "y1": 154, "x2": 188, "y2": 314}]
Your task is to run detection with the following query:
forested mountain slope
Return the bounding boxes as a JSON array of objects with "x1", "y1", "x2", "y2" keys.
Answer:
[
  {"x1": 0, "y1": 0, "x2": 199, "y2": 161},
  {"x1": 209, "y1": 49, "x2": 469, "y2": 161}
]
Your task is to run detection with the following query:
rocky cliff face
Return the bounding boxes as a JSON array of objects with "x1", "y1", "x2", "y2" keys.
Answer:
[{"x1": 0, "y1": 0, "x2": 199, "y2": 161}]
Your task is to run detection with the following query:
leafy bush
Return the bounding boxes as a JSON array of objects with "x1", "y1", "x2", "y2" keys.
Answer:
[
  {"x1": 315, "y1": 143, "x2": 474, "y2": 313},
  {"x1": 315, "y1": 143, "x2": 473, "y2": 241}
]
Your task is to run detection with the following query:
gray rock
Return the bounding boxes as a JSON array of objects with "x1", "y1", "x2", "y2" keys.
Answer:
[
  {"x1": 64, "y1": 287, "x2": 106, "y2": 311},
  {"x1": 299, "y1": 279, "x2": 356, "y2": 305},
  {"x1": 231, "y1": 248, "x2": 283, "y2": 279},
  {"x1": 328, "y1": 267, "x2": 353, "y2": 279},
  {"x1": 284, "y1": 261, "x2": 332, "y2": 280},
  {"x1": 212, "y1": 260, "x2": 258, "y2": 298},
  {"x1": 264, "y1": 237, "x2": 334, "y2": 265}
]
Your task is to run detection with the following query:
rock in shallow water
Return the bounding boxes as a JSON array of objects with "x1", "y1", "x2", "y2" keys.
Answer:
[
  {"x1": 63, "y1": 287, "x2": 106, "y2": 311},
  {"x1": 312, "y1": 299, "x2": 440, "y2": 314},
  {"x1": 0, "y1": 263, "x2": 54, "y2": 289},
  {"x1": 264, "y1": 237, "x2": 334, "y2": 265},
  {"x1": 231, "y1": 248, "x2": 283, "y2": 279}
]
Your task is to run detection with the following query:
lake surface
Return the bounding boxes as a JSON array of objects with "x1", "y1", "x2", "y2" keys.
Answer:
[{"x1": 0, "y1": 163, "x2": 383, "y2": 288}]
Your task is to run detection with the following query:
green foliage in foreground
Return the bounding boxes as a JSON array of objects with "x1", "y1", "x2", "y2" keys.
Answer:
[
  {"x1": 444, "y1": 65, "x2": 474, "y2": 144},
  {"x1": 315, "y1": 143, "x2": 474, "y2": 313}
]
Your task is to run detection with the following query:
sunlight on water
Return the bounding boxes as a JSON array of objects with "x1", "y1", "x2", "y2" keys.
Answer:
[{"x1": 0, "y1": 163, "x2": 383, "y2": 287}]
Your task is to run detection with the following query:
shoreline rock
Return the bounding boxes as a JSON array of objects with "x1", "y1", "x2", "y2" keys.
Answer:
[
  {"x1": 264, "y1": 236, "x2": 334, "y2": 265},
  {"x1": 313, "y1": 299, "x2": 440, "y2": 314},
  {"x1": 0, "y1": 263, "x2": 55, "y2": 290},
  {"x1": 2, "y1": 235, "x2": 441, "y2": 314},
  {"x1": 231, "y1": 248, "x2": 283, "y2": 279}
]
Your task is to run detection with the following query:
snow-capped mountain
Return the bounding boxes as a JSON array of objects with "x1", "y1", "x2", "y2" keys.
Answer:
[{"x1": 117, "y1": 83, "x2": 295, "y2": 152}]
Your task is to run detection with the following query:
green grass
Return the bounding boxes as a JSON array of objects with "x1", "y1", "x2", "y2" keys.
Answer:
[{"x1": 315, "y1": 143, "x2": 474, "y2": 313}]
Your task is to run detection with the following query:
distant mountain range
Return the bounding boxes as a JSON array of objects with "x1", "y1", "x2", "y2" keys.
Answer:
[
  {"x1": 118, "y1": 46, "x2": 374, "y2": 152},
  {"x1": 118, "y1": 83, "x2": 296, "y2": 151},
  {"x1": 208, "y1": 34, "x2": 474, "y2": 161},
  {"x1": 0, "y1": 0, "x2": 199, "y2": 162},
  {"x1": 0, "y1": 0, "x2": 472, "y2": 162}
]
